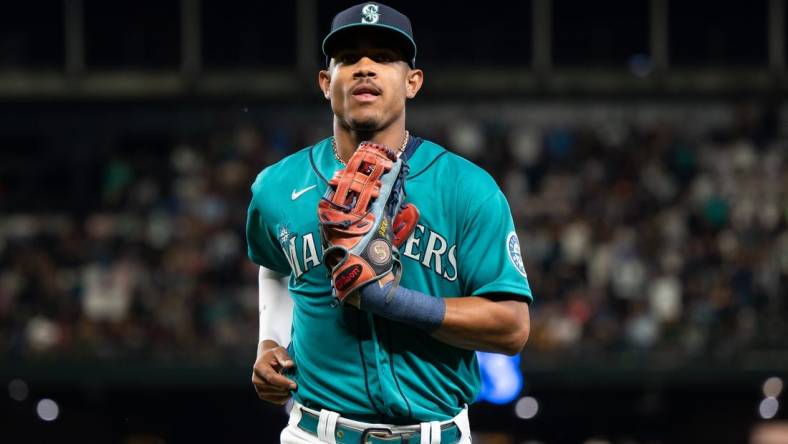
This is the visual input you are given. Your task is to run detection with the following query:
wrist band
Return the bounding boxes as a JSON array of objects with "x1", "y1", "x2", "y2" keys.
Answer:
[{"x1": 359, "y1": 281, "x2": 446, "y2": 331}]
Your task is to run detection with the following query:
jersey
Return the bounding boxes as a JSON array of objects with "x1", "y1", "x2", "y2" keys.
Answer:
[{"x1": 246, "y1": 136, "x2": 533, "y2": 423}]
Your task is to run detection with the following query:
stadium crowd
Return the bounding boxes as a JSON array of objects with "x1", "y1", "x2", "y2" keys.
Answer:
[{"x1": 1, "y1": 104, "x2": 786, "y2": 367}]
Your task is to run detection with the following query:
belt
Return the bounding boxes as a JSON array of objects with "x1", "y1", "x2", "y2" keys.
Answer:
[{"x1": 297, "y1": 408, "x2": 462, "y2": 444}]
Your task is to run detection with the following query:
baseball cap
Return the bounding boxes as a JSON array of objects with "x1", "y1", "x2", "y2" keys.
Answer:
[{"x1": 322, "y1": 2, "x2": 417, "y2": 68}]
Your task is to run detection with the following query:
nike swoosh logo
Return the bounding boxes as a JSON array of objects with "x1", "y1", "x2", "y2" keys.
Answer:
[{"x1": 291, "y1": 185, "x2": 317, "y2": 200}]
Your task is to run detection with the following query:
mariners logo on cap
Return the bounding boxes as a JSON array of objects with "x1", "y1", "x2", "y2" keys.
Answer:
[
  {"x1": 361, "y1": 4, "x2": 380, "y2": 24},
  {"x1": 507, "y1": 232, "x2": 527, "y2": 278}
]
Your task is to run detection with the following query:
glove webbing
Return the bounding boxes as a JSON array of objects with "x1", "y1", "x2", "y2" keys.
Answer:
[{"x1": 330, "y1": 147, "x2": 394, "y2": 219}]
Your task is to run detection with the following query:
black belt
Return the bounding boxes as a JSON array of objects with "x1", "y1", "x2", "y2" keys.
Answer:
[{"x1": 297, "y1": 408, "x2": 462, "y2": 444}]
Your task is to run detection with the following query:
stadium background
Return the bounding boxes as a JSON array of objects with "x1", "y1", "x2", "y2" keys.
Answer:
[{"x1": 1, "y1": 0, "x2": 787, "y2": 443}]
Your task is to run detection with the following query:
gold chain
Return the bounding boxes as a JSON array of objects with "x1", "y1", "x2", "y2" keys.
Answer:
[{"x1": 332, "y1": 130, "x2": 409, "y2": 165}]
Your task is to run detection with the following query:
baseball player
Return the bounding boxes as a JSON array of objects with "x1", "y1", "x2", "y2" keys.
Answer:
[{"x1": 247, "y1": 3, "x2": 533, "y2": 443}]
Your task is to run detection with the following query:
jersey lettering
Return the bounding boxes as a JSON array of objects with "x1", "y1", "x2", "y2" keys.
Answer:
[
  {"x1": 280, "y1": 225, "x2": 457, "y2": 283},
  {"x1": 403, "y1": 224, "x2": 457, "y2": 282},
  {"x1": 421, "y1": 230, "x2": 447, "y2": 273},
  {"x1": 302, "y1": 233, "x2": 321, "y2": 269},
  {"x1": 285, "y1": 236, "x2": 303, "y2": 278},
  {"x1": 443, "y1": 245, "x2": 458, "y2": 282},
  {"x1": 403, "y1": 224, "x2": 424, "y2": 260}
]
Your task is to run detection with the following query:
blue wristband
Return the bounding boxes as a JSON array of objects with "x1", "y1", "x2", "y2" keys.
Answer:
[{"x1": 359, "y1": 281, "x2": 446, "y2": 331}]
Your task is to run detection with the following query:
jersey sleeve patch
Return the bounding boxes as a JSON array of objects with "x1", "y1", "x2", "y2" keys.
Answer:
[{"x1": 507, "y1": 231, "x2": 527, "y2": 278}]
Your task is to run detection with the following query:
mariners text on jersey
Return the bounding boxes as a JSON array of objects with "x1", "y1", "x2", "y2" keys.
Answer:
[{"x1": 278, "y1": 223, "x2": 459, "y2": 282}]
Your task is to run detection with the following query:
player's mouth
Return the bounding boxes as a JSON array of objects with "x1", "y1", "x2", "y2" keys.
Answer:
[{"x1": 351, "y1": 84, "x2": 381, "y2": 102}]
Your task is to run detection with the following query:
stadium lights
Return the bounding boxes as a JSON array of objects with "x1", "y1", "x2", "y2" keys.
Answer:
[
  {"x1": 763, "y1": 377, "x2": 784, "y2": 398},
  {"x1": 759, "y1": 397, "x2": 779, "y2": 420},
  {"x1": 8, "y1": 379, "x2": 28, "y2": 402},
  {"x1": 515, "y1": 396, "x2": 539, "y2": 420},
  {"x1": 36, "y1": 399, "x2": 59, "y2": 422}
]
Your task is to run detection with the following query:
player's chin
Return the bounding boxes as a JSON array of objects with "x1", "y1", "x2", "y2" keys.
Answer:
[{"x1": 348, "y1": 115, "x2": 383, "y2": 133}]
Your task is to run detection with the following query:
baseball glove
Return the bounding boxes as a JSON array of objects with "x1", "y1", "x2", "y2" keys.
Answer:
[{"x1": 318, "y1": 141, "x2": 419, "y2": 305}]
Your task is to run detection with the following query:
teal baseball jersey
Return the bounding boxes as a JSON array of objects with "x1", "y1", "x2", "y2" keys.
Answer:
[{"x1": 246, "y1": 136, "x2": 533, "y2": 423}]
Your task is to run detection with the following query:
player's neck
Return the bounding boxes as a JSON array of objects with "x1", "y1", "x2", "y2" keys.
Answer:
[{"x1": 333, "y1": 124, "x2": 408, "y2": 163}]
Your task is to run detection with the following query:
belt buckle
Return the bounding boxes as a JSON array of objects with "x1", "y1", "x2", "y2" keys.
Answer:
[{"x1": 359, "y1": 427, "x2": 397, "y2": 443}]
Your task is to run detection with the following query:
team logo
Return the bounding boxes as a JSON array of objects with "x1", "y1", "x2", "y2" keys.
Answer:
[
  {"x1": 507, "y1": 232, "x2": 527, "y2": 278},
  {"x1": 336, "y1": 264, "x2": 363, "y2": 291},
  {"x1": 361, "y1": 4, "x2": 380, "y2": 24},
  {"x1": 367, "y1": 239, "x2": 391, "y2": 265},
  {"x1": 277, "y1": 224, "x2": 295, "y2": 248}
]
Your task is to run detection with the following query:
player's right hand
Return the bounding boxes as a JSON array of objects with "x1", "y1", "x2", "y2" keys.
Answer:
[{"x1": 252, "y1": 340, "x2": 297, "y2": 405}]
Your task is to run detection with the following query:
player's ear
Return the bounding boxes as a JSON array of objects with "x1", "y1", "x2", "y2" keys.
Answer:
[
  {"x1": 318, "y1": 68, "x2": 331, "y2": 100},
  {"x1": 405, "y1": 68, "x2": 423, "y2": 99}
]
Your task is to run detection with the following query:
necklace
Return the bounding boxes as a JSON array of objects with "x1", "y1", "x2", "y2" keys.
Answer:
[{"x1": 332, "y1": 130, "x2": 409, "y2": 165}]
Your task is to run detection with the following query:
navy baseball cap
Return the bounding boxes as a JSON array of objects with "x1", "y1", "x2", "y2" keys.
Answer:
[{"x1": 322, "y1": 3, "x2": 417, "y2": 68}]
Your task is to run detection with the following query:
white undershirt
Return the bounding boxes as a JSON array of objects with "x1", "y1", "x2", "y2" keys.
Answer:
[{"x1": 258, "y1": 266, "x2": 293, "y2": 345}]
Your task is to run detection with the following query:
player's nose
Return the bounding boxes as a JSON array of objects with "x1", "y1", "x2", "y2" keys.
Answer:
[{"x1": 352, "y1": 57, "x2": 377, "y2": 78}]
